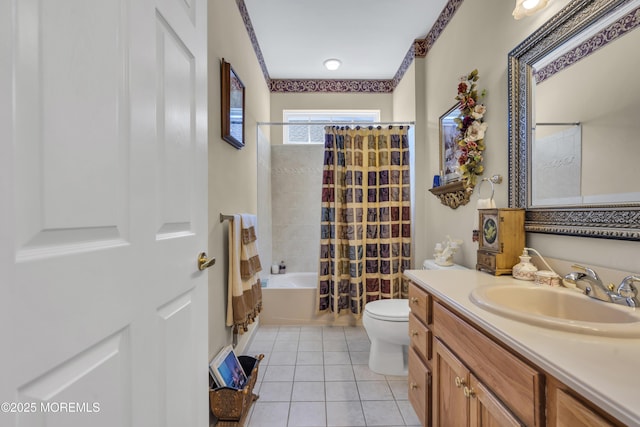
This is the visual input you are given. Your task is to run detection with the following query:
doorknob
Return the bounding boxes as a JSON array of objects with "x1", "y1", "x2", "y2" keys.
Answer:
[{"x1": 197, "y1": 252, "x2": 216, "y2": 270}]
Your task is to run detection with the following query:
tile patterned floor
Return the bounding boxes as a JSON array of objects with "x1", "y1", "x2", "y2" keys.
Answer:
[{"x1": 243, "y1": 325, "x2": 420, "y2": 427}]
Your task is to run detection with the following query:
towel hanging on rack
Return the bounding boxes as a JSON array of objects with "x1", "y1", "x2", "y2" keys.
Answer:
[
  {"x1": 474, "y1": 178, "x2": 497, "y2": 231},
  {"x1": 227, "y1": 214, "x2": 262, "y2": 333}
]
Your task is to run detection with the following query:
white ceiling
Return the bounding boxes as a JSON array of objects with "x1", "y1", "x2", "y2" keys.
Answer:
[{"x1": 243, "y1": 0, "x2": 450, "y2": 80}]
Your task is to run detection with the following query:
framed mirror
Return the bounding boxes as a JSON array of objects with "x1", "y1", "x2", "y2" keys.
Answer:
[
  {"x1": 221, "y1": 59, "x2": 245, "y2": 149},
  {"x1": 508, "y1": 0, "x2": 640, "y2": 240}
]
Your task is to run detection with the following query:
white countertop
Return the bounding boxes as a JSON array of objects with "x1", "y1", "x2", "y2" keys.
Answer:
[{"x1": 404, "y1": 269, "x2": 640, "y2": 426}]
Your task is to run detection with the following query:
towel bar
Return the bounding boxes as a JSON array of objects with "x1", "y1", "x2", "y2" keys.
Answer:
[
  {"x1": 477, "y1": 174, "x2": 502, "y2": 200},
  {"x1": 220, "y1": 213, "x2": 234, "y2": 223}
]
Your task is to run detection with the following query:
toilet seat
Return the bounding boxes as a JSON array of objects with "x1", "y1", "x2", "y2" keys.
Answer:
[{"x1": 364, "y1": 299, "x2": 409, "y2": 322}]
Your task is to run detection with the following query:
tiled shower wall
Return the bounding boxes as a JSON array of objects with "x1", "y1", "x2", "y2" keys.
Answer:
[
  {"x1": 257, "y1": 127, "x2": 273, "y2": 280},
  {"x1": 271, "y1": 144, "x2": 324, "y2": 273}
]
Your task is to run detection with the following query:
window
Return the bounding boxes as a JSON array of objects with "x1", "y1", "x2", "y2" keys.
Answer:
[{"x1": 283, "y1": 110, "x2": 381, "y2": 144}]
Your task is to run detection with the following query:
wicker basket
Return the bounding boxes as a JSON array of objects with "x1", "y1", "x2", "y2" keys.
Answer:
[{"x1": 210, "y1": 354, "x2": 263, "y2": 426}]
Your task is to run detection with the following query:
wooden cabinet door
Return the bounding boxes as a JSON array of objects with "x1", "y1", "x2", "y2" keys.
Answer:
[
  {"x1": 408, "y1": 346, "x2": 431, "y2": 427},
  {"x1": 553, "y1": 388, "x2": 615, "y2": 427},
  {"x1": 469, "y1": 374, "x2": 523, "y2": 427},
  {"x1": 434, "y1": 339, "x2": 469, "y2": 427}
]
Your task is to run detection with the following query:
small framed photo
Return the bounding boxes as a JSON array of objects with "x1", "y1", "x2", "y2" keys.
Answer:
[
  {"x1": 439, "y1": 104, "x2": 462, "y2": 184},
  {"x1": 209, "y1": 345, "x2": 247, "y2": 389}
]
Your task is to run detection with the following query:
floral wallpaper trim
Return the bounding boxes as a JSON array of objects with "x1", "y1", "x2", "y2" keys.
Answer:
[
  {"x1": 391, "y1": 44, "x2": 416, "y2": 88},
  {"x1": 235, "y1": 0, "x2": 271, "y2": 85},
  {"x1": 534, "y1": 6, "x2": 640, "y2": 84},
  {"x1": 269, "y1": 79, "x2": 395, "y2": 93},
  {"x1": 236, "y1": 0, "x2": 463, "y2": 93},
  {"x1": 415, "y1": 0, "x2": 464, "y2": 58}
]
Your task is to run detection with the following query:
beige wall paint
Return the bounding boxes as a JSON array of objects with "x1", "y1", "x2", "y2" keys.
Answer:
[
  {"x1": 392, "y1": 62, "x2": 416, "y2": 123},
  {"x1": 392, "y1": 63, "x2": 423, "y2": 268},
  {"x1": 207, "y1": 0, "x2": 271, "y2": 359},
  {"x1": 419, "y1": 0, "x2": 639, "y2": 276}
]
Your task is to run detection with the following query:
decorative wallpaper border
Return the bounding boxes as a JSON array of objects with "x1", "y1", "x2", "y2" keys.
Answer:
[
  {"x1": 235, "y1": 0, "x2": 271, "y2": 85},
  {"x1": 534, "y1": 6, "x2": 640, "y2": 83},
  {"x1": 237, "y1": 0, "x2": 463, "y2": 93},
  {"x1": 268, "y1": 79, "x2": 395, "y2": 93},
  {"x1": 391, "y1": 44, "x2": 417, "y2": 89},
  {"x1": 415, "y1": 0, "x2": 464, "y2": 58}
]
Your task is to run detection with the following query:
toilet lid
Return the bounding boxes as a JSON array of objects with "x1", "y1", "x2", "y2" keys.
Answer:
[{"x1": 364, "y1": 299, "x2": 409, "y2": 321}]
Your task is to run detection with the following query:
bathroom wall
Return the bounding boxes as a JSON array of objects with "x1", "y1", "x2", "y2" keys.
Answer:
[
  {"x1": 392, "y1": 62, "x2": 422, "y2": 269},
  {"x1": 417, "y1": 0, "x2": 640, "y2": 279},
  {"x1": 256, "y1": 126, "x2": 272, "y2": 279},
  {"x1": 207, "y1": 0, "x2": 271, "y2": 359},
  {"x1": 271, "y1": 144, "x2": 324, "y2": 272}
]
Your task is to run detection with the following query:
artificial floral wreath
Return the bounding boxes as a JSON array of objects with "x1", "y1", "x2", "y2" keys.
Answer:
[{"x1": 454, "y1": 69, "x2": 487, "y2": 188}]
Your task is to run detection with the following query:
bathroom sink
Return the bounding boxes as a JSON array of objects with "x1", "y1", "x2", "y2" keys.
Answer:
[{"x1": 469, "y1": 285, "x2": 640, "y2": 337}]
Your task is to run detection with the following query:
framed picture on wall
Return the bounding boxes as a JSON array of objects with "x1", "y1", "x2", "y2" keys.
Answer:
[
  {"x1": 439, "y1": 104, "x2": 462, "y2": 184},
  {"x1": 221, "y1": 59, "x2": 245, "y2": 149}
]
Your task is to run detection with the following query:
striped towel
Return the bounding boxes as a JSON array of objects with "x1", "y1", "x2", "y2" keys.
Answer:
[{"x1": 226, "y1": 214, "x2": 263, "y2": 333}]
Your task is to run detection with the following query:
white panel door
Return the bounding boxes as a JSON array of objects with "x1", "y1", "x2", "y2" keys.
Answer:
[{"x1": 0, "y1": 0, "x2": 208, "y2": 425}]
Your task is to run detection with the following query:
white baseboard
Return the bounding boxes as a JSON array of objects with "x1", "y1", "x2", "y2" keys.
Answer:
[{"x1": 233, "y1": 317, "x2": 260, "y2": 355}]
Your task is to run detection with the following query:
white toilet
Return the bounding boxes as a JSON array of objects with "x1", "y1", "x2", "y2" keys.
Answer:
[
  {"x1": 363, "y1": 260, "x2": 468, "y2": 376},
  {"x1": 363, "y1": 298, "x2": 410, "y2": 376}
]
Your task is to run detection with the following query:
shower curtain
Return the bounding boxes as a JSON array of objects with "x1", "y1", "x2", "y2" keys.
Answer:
[{"x1": 317, "y1": 125, "x2": 411, "y2": 318}]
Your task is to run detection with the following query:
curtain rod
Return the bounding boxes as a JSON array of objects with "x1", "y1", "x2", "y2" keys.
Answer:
[{"x1": 257, "y1": 121, "x2": 414, "y2": 126}]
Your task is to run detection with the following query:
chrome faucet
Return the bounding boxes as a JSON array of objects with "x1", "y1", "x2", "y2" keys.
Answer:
[
  {"x1": 564, "y1": 264, "x2": 612, "y2": 302},
  {"x1": 616, "y1": 275, "x2": 640, "y2": 308},
  {"x1": 563, "y1": 264, "x2": 640, "y2": 307}
]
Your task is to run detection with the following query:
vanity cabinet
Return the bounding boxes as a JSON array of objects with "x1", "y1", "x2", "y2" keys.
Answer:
[
  {"x1": 407, "y1": 277, "x2": 629, "y2": 427},
  {"x1": 547, "y1": 378, "x2": 618, "y2": 427},
  {"x1": 408, "y1": 282, "x2": 432, "y2": 426},
  {"x1": 434, "y1": 339, "x2": 522, "y2": 426},
  {"x1": 433, "y1": 302, "x2": 543, "y2": 426}
]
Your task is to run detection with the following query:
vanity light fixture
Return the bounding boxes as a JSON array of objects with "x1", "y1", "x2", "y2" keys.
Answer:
[
  {"x1": 513, "y1": 0, "x2": 550, "y2": 20},
  {"x1": 323, "y1": 58, "x2": 341, "y2": 71}
]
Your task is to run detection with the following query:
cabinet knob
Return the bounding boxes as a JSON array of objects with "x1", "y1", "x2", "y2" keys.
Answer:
[
  {"x1": 464, "y1": 386, "x2": 476, "y2": 398},
  {"x1": 410, "y1": 297, "x2": 419, "y2": 304},
  {"x1": 410, "y1": 382, "x2": 418, "y2": 390},
  {"x1": 454, "y1": 376, "x2": 466, "y2": 388},
  {"x1": 410, "y1": 330, "x2": 419, "y2": 337}
]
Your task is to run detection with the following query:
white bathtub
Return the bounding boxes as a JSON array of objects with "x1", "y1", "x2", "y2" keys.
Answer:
[
  {"x1": 260, "y1": 272, "x2": 360, "y2": 326},
  {"x1": 265, "y1": 272, "x2": 316, "y2": 289}
]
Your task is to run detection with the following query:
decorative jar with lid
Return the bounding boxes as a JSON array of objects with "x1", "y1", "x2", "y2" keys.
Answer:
[{"x1": 512, "y1": 249, "x2": 538, "y2": 281}]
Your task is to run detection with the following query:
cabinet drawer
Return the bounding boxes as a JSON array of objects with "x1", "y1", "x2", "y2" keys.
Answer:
[
  {"x1": 477, "y1": 251, "x2": 496, "y2": 269},
  {"x1": 408, "y1": 346, "x2": 431, "y2": 427},
  {"x1": 409, "y1": 313, "x2": 431, "y2": 361},
  {"x1": 408, "y1": 281, "x2": 431, "y2": 325},
  {"x1": 433, "y1": 302, "x2": 543, "y2": 427}
]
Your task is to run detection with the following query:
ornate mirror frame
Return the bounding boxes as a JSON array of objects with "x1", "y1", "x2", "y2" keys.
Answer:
[{"x1": 508, "y1": 0, "x2": 640, "y2": 241}]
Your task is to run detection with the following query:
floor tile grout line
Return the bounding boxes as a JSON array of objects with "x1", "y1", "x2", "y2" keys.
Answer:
[{"x1": 246, "y1": 324, "x2": 415, "y2": 427}]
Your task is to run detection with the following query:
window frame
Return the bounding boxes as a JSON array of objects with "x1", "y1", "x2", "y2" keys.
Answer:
[{"x1": 282, "y1": 110, "x2": 381, "y2": 145}]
